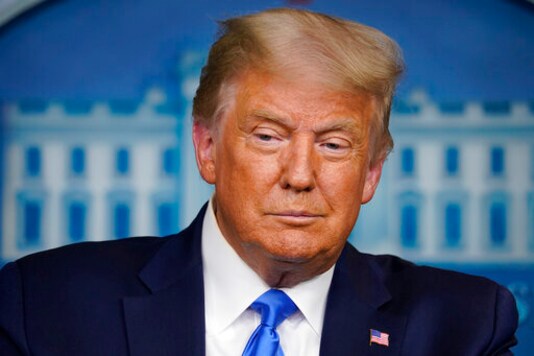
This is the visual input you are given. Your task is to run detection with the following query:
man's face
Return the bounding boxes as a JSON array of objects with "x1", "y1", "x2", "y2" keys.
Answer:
[{"x1": 193, "y1": 70, "x2": 384, "y2": 286}]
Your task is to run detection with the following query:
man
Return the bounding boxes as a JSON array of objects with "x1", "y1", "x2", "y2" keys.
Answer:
[{"x1": 0, "y1": 8, "x2": 518, "y2": 356}]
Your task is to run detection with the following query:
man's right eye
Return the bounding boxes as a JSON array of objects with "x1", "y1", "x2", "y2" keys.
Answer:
[
  {"x1": 257, "y1": 134, "x2": 273, "y2": 141},
  {"x1": 251, "y1": 128, "x2": 283, "y2": 147}
]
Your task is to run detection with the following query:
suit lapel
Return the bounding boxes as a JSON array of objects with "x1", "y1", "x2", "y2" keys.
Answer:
[
  {"x1": 320, "y1": 245, "x2": 407, "y2": 356},
  {"x1": 121, "y1": 205, "x2": 407, "y2": 355},
  {"x1": 123, "y1": 205, "x2": 207, "y2": 356}
]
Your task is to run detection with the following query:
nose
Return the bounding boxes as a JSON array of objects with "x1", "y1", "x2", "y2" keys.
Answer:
[{"x1": 279, "y1": 136, "x2": 316, "y2": 192}]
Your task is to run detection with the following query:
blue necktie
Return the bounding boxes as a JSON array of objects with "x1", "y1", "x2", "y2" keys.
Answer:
[{"x1": 242, "y1": 289, "x2": 298, "y2": 356}]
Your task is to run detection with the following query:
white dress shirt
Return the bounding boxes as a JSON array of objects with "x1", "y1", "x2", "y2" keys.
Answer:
[{"x1": 202, "y1": 199, "x2": 335, "y2": 356}]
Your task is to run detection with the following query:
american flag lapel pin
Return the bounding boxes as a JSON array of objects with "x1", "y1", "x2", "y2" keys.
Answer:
[{"x1": 370, "y1": 329, "x2": 390, "y2": 347}]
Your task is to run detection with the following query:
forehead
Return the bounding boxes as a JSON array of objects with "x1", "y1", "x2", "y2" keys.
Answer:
[{"x1": 228, "y1": 70, "x2": 377, "y2": 130}]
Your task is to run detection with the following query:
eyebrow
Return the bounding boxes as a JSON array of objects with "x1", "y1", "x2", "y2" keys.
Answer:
[
  {"x1": 249, "y1": 109, "x2": 364, "y2": 135},
  {"x1": 316, "y1": 119, "x2": 362, "y2": 135},
  {"x1": 249, "y1": 109, "x2": 294, "y2": 129}
]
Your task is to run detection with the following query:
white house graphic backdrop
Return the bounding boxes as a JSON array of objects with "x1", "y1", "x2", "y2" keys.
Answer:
[{"x1": 1, "y1": 0, "x2": 533, "y2": 353}]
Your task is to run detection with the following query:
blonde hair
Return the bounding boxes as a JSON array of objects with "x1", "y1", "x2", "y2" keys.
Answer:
[{"x1": 193, "y1": 8, "x2": 404, "y2": 163}]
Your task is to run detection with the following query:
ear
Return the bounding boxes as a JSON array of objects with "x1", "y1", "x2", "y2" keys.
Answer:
[
  {"x1": 361, "y1": 159, "x2": 384, "y2": 204},
  {"x1": 192, "y1": 121, "x2": 217, "y2": 184}
]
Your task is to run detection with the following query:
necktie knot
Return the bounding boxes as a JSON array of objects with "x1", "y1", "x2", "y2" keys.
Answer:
[
  {"x1": 251, "y1": 289, "x2": 298, "y2": 328},
  {"x1": 243, "y1": 289, "x2": 298, "y2": 356}
]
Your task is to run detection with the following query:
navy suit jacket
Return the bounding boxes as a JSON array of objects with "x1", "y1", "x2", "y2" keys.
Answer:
[{"x1": 0, "y1": 204, "x2": 518, "y2": 355}]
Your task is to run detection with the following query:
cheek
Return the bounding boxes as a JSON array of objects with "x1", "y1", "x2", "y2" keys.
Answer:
[
  {"x1": 320, "y1": 165, "x2": 365, "y2": 202},
  {"x1": 236, "y1": 152, "x2": 281, "y2": 189},
  {"x1": 236, "y1": 160, "x2": 276, "y2": 192},
  {"x1": 216, "y1": 152, "x2": 279, "y2": 214}
]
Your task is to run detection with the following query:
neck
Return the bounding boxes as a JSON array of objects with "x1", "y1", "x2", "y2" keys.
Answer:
[{"x1": 237, "y1": 245, "x2": 339, "y2": 288}]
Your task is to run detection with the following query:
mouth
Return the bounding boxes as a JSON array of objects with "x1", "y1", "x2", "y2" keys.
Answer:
[{"x1": 267, "y1": 211, "x2": 324, "y2": 225}]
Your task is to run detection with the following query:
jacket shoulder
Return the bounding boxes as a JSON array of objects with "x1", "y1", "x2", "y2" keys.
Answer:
[
  {"x1": 16, "y1": 236, "x2": 166, "y2": 276},
  {"x1": 367, "y1": 253, "x2": 502, "y2": 293},
  {"x1": 363, "y1": 253, "x2": 518, "y2": 354},
  {"x1": 6, "y1": 235, "x2": 194, "y2": 299}
]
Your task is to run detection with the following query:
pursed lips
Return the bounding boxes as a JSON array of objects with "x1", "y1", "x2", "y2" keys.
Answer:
[
  {"x1": 267, "y1": 211, "x2": 325, "y2": 225},
  {"x1": 275, "y1": 211, "x2": 322, "y2": 217}
]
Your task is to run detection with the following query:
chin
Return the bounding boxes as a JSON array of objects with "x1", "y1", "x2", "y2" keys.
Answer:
[
  {"x1": 251, "y1": 230, "x2": 340, "y2": 264},
  {"x1": 265, "y1": 244, "x2": 326, "y2": 265}
]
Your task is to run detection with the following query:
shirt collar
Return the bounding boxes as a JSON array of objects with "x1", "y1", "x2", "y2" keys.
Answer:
[{"x1": 202, "y1": 198, "x2": 335, "y2": 336}]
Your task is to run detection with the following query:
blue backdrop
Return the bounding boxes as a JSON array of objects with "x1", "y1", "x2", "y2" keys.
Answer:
[{"x1": 1, "y1": 0, "x2": 533, "y2": 353}]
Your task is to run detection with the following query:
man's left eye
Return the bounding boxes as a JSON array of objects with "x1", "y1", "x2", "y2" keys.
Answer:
[
  {"x1": 324, "y1": 142, "x2": 341, "y2": 150},
  {"x1": 257, "y1": 134, "x2": 273, "y2": 141}
]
